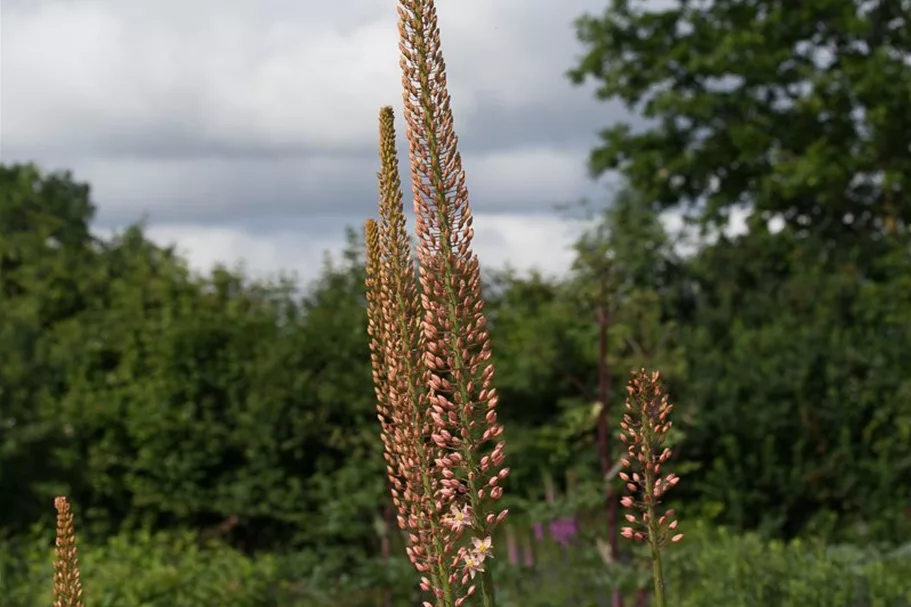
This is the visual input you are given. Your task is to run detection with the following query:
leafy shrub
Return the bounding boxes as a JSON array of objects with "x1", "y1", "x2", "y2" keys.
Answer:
[
  {"x1": 0, "y1": 529, "x2": 420, "y2": 607},
  {"x1": 5, "y1": 522, "x2": 908, "y2": 607},
  {"x1": 663, "y1": 523, "x2": 911, "y2": 606}
]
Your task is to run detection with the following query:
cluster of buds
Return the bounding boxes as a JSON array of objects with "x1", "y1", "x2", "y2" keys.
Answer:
[
  {"x1": 364, "y1": 2, "x2": 509, "y2": 606},
  {"x1": 618, "y1": 369, "x2": 683, "y2": 549},
  {"x1": 53, "y1": 496, "x2": 85, "y2": 607}
]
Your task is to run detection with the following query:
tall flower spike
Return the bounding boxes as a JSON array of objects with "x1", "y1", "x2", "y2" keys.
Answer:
[
  {"x1": 397, "y1": 1, "x2": 508, "y2": 606},
  {"x1": 618, "y1": 369, "x2": 682, "y2": 607},
  {"x1": 366, "y1": 107, "x2": 456, "y2": 606},
  {"x1": 53, "y1": 496, "x2": 85, "y2": 607}
]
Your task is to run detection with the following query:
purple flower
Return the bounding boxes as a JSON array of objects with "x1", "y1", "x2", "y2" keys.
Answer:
[{"x1": 548, "y1": 516, "x2": 578, "y2": 546}]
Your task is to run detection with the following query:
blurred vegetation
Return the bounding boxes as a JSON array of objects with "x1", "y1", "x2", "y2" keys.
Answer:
[{"x1": 2, "y1": 523, "x2": 908, "y2": 607}]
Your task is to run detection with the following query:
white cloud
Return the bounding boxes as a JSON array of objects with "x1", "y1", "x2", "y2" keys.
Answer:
[
  {"x1": 1, "y1": 0, "x2": 617, "y2": 282},
  {"x1": 136, "y1": 212, "x2": 582, "y2": 288},
  {"x1": 2, "y1": 0, "x2": 401, "y2": 154},
  {"x1": 471, "y1": 213, "x2": 583, "y2": 278},
  {"x1": 141, "y1": 223, "x2": 344, "y2": 286},
  {"x1": 2, "y1": 0, "x2": 607, "y2": 157},
  {"x1": 65, "y1": 154, "x2": 381, "y2": 223}
]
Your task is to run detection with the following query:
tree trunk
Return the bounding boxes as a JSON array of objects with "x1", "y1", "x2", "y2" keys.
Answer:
[{"x1": 596, "y1": 304, "x2": 623, "y2": 607}]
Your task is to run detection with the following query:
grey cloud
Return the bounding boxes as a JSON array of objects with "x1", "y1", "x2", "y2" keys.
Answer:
[
  {"x1": 1, "y1": 0, "x2": 624, "y2": 236},
  {"x1": 3, "y1": 0, "x2": 624, "y2": 155},
  {"x1": 138, "y1": 210, "x2": 584, "y2": 288},
  {"x1": 52, "y1": 144, "x2": 607, "y2": 226}
]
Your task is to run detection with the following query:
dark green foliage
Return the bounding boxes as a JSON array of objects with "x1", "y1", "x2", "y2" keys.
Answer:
[
  {"x1": 677, "y1": 227, "x2": 911, "y2": 540},
  {"x1": 3, "y1": 159, "x2": 910, "y2": 553},
  {"x1": 0, "y1": 164, "x2": 385, "y2": 553},
  {"x1": 1, "y1": 163, "x2": 105, "y2": 534},
  {"x1": 568, "y1": 0, "x2": 911, "y2": 543}
]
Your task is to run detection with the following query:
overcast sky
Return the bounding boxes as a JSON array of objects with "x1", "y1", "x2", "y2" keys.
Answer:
[{"x1": 1, "y1": 0, "x2": 633, "y2": 288}]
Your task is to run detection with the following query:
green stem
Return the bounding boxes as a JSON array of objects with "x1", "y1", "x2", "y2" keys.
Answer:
[
  {"x1": 649, "y1": 537, "x2": 667, "y2": 607},
  {"x1": 643, "y1": 421, "x2": 666, "y2": 607},
  {"x1": 480, "y1": 568, "x2": 496, "y2": 607}
]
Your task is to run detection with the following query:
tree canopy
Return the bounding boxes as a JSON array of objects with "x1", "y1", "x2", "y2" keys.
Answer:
[{"x1": 569, "y1": 0, "x2": 911, "y2": 243}]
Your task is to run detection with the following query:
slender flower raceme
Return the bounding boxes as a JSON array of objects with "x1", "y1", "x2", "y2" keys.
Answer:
[
  {"x1": 365, "y1": 107, "x2": 454, "y2": 607},
  {"x1": 618, "y1": 369, "x2": 682, "y2": 607},
  {"x1": 364, "y1": 1, "x2": 509, "y2": 605},
  {"x1": 398, "y1": 0, "x2": 509, "y2": 604},
  {"x1": 53, "y1": 497, "x2": 85, "y2": 607}
]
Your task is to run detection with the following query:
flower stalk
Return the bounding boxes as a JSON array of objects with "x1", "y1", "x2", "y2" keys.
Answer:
[
  {"x1": 53, "y1": 496, "x2": 85, "y2": 607},
  {"x1": 618, "y1": 370, "x2": 682, "y2": 607},
  {"x1": 365, "y1": 107, "x2": 454, "y2": 606},
  {"x1": 364, "y1": 1, "x2": 509, "y2": 605}
]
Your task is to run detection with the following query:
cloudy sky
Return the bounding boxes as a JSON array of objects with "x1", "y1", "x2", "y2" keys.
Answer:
[{"x1": 2, "y1": 0, "x2": 633, "y2": 288}]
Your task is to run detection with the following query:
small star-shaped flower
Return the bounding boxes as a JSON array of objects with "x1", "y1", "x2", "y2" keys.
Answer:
[
  {"x1": 462, "y1": 552, "x2": 485, "y2": 579},
  {"x1": 444, "y1": 504, "x2": 472, "y2": 531},
  {"x1": 471, "y1": 536, "x2": 493, "y2": 559}
]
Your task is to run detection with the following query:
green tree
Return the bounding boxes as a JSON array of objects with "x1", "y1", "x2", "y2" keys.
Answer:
[
  {"x1": 0, "y1": 163, "x2": 103, "y2": 534},
  {"x1": 675, "y1": 226, "x2": 911, "y2": 542},
  {"x1": 294, "y1": 228, "x2": 388, "y2": 553},
  {"x1": 483, "y1": 190, "x2": 687, "y2": 519},
  {"x1": 1, "y1": 164, "x2": 388, "y2": 555},
  {"x1": 569, "y1": 0, "x2": 911, "y2": 241},
  {"x1": 569, "y1": 0, "x2": 911, "y2": 544},
  {"x1": 45, "y1": 227, "x2": 385, "y2": 552},
  {"x1": 568, "y1": 188, "x2": 689, "y2": 378}
]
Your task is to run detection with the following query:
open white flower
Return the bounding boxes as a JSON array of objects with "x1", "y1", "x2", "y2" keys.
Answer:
[
  {"x1": 462, "y1": 551, "x2": 485, "y2": 579},
  {"x1": 444, "y1": 503, "x2": 472, "y2": 531},
  {"x1": 471, "y1": 536, "x2": 493, "y2": 560}
]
